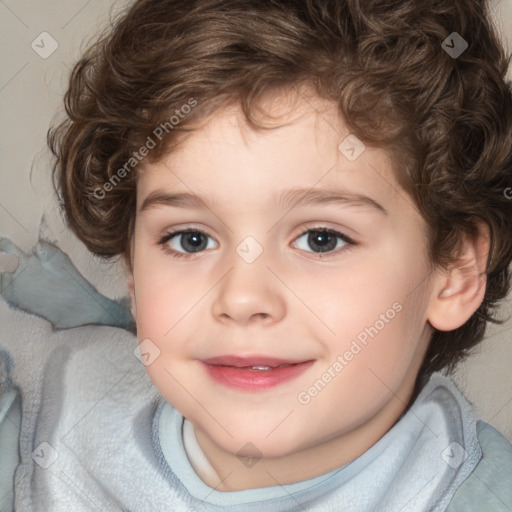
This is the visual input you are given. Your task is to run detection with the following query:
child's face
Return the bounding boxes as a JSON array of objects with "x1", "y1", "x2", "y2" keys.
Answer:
[{"x1": 128, "y1": 91, "x2": 441, "y2": 485}]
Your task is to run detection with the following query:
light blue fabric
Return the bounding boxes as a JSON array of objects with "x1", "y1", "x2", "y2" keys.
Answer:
[
  {"x1": 446, "y1": 420, "x2": 512, "y2": 511},
  {"x1": 0, "y1": 236, "x2": 134, "y2": 331},
  {"x1": 0, "y1": 388, "x2": 20, "y2": 511}
]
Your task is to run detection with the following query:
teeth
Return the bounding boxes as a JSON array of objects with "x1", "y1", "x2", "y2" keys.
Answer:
[{"x1": 248, "y1": 364, "x2": 294, "y2": 370}]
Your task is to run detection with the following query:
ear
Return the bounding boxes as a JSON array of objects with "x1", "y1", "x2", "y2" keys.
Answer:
[
  {"x1": 121, "y1": 255, "x2": 136, "y2": 319},
  {"x1": 427, "y1": 221, "x2": 490, "y2": 331}
]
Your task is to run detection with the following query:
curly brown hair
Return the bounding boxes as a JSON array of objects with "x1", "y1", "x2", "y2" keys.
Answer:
[{"x1": 48, "y1": 0, "x2": 512, "y2": 379}]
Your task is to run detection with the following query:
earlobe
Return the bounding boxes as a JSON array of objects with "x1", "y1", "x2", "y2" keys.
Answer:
[{"x1": 427, "y1": 221, "x2": 490, "y2": 332}]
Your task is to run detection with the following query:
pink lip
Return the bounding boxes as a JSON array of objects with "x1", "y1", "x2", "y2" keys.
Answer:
[
  {"x1": 200, "y1": 355, "x2": 315, "y2": 391},
  {"x1": 201, "y1": 355, "x2": 308, "y2": 368}
]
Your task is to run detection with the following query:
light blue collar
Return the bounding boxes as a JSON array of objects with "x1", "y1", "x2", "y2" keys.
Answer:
[{"x1": 154, "y1": 372, "x2": 482, "y2": 511}]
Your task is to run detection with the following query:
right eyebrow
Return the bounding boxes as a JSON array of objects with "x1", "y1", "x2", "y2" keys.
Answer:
[{"x1": 139, "y1": 191, "x2": 216, "y2": 213}]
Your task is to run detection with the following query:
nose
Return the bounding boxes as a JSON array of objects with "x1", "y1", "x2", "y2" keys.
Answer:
[{"x1": 210, "y1": 250, "x2": 286, "y2": 327}]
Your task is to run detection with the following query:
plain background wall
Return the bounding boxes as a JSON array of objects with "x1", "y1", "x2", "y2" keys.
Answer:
[{"x1": 0, "y1": 0, "x2": 511, "y2": 442}]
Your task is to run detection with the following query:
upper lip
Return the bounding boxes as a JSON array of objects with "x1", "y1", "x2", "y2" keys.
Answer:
[{"x1": 201, "y1": 355, "x2": 312, "y2": 368}]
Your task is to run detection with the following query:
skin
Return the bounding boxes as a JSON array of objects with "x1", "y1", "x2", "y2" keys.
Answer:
[{"x1": 125, "y1": 89, "x2": 489, "y2": 491}]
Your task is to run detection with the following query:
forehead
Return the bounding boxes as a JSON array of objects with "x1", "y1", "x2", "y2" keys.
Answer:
[{"x1": 135, "y1": 91, "x2": 412, "y2": 219}]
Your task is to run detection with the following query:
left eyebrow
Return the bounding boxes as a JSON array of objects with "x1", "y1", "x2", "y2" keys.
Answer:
[
  {"x1": 139, "y1": 191, "x2": 214, "y2": 213},
  {"x1": 276, "y1": 187, "x2": 388, "y2": 216},
  {"x1": 139, "y1": 187, "x2": 387, "y2": 216}
]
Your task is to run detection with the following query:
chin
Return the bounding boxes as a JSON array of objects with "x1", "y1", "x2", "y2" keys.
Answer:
[{"x1": 208, "y1": 423, "x2": 304, "y2": 459}]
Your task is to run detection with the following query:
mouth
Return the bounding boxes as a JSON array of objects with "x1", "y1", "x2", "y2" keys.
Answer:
[{"x1": 200, "y1": 355, "x2": 315, "y2": 391}]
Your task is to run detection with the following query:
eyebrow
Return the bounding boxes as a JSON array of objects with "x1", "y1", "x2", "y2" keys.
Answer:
[{"x1": 139, "y1": 188, "x2": 387, "y2": 215}]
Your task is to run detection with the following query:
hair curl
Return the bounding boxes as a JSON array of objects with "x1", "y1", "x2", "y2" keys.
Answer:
[{"x1": 48, "y1": 0, "x2": 512, "y2": 379}]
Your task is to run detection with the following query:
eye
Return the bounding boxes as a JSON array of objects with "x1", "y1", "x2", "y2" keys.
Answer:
[
  {"x1": 292, "y1": 227, "x2": 356, "y2": 257},
  {"x1": 157, "y1": 226, "x2": 357, "y2": 260},
  {"x1": 157, "y1": 228, "x2": 217, "y2": 259}
]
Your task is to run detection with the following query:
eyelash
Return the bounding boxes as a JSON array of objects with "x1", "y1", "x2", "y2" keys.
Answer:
[{"x1": 157, "y1": 226, "x2": 358, "y2": 261}]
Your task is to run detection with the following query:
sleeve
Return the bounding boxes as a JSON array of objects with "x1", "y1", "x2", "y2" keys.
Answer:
[
  {"x1": 446, "y1": 420, "x2": 512, "y2": 511},
  {"x1": 0, "y1": 387, "x2": 21, "y2": 512},
  {"x1": 0, "y1": 337, "x2": 21, "y2": 512}
]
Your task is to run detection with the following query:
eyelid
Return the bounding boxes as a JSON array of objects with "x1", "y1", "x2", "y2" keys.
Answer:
[
  {"x1": 291, "y1": 224, "x2": 356, "y2": 255},
  {"x1": 158, "y1": 223, "x2": 357, "y2": 259},
  {"x1": 293, "y1": 223, "x2": 355, "y2": 241},
  {"x1": 157, "y1": 227, "x2": 218, "y2": 256}
]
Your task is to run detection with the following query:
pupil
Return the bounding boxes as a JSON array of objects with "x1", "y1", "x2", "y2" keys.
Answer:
[
  {"x1": 309, "y1": 231, "x2": 336, "y2": 253},
  {"x1": 182, "y1": 232, "x2": 206, "y2": 252}
]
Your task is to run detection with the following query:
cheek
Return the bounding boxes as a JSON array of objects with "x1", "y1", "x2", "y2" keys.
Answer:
[
  {"x1": 315, "y1": 258, "x2": 404, "y2": 334},
  {"x1": 315, "y1": 259, "x2": 423, "y2": 380},
  {"x1": 298, "y1": 314, "x2": 418, "y2": 437},
  {"x1": 132, "y1": 248, "x2": 199, "y2": 338}
]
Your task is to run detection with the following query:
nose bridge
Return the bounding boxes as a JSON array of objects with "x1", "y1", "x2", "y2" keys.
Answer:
[{"x1": 211, "y1": 235, "x2": 286, "y2": 325}]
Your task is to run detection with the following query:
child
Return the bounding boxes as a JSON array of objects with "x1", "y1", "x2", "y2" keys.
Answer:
[{"x1": 2, "y1": 0, "x2": 512, "y2": 509}]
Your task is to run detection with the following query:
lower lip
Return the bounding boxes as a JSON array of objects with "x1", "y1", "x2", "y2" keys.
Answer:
[{"x1": 201, "y1": 361, "x2": 315, "y2": 391}]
